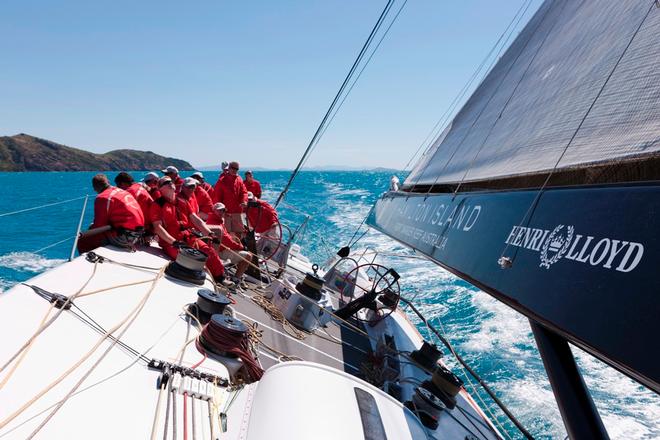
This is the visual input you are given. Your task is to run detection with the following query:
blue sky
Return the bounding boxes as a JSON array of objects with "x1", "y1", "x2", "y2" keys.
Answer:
[{"x1": 0, "y1": 0, "x2": 541, "y2": 169}]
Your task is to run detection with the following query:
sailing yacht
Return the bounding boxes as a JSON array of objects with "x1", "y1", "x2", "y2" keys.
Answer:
[{"x1": 1, "y1": 0, "x2": 658, "y2": 439}]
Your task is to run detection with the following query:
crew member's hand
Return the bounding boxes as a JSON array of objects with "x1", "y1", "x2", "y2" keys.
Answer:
[{"x1": 172, "y1": 240, "x2": 186, "y2": 249}]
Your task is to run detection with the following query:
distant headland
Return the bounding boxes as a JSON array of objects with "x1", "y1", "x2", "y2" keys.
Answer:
[{"x1": 0, "y1": 134, "x2": 193, "y2": 172}]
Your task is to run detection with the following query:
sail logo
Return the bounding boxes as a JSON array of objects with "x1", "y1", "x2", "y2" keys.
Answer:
[
  {"x1": 539, "y1": 225, "x2": 574, "y2": 269},
  {"x1": 504, "y1": 225, "x2": 644, "y2": 272}
]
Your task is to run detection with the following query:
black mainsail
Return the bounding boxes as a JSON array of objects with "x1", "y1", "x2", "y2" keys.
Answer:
[{"x1": 368, "y1": 0, "x2": 659, "y2": 437}]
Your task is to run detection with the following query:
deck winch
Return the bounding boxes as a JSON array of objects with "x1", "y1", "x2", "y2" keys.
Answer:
[
  {"x1": 165, "y1": 246, "x2": 208, "y2": 285},
  {"x1": 410, "y1": 341, "x2": 443, "y2": 370},
  {"x1": 271, "y1": 266, "x2": 333, "y2": 332},
  {"x1": 195, "y1": 289, "x2": 232, "y2": 324},
  {"x1": 407, "y1": 386, "x2": 446, "y2": 430},
  {"x1": 197, "y1": 314, "x2": 264, "y2": 382}
]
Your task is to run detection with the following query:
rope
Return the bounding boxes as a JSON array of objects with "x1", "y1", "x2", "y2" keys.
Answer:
[
  {"x1": 275, "y1": 0, "x2": 396, "y2": 207},
  {"x1": 0, "y1": 302, "x2": 55, "y2": 391},
  {"x1": 0, "y1": 314, "x2": 181, "y2": 439},
  {"x1": 0, "y1": 195, "x2": 89, "y2": 218},
  {"x1": 197, "y1": 321, "x2": 264, "y2": 382},
  {"x1": 31, "y1": 235, "x2": 76, "y2": 254},
  {"x1": 24, "y1": 266, "x2": 165, "y2": 439},
  {"x1": 0, "y1": 261, "x2": 99, "y2": 376},
  {"x1": 399, "y1": 296, "x2": 531, "y2": 439}
]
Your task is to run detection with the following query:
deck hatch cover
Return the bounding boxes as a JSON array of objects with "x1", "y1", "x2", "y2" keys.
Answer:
[{"x1": 354, "y1": 387, "x2": 387, "y2": 440}]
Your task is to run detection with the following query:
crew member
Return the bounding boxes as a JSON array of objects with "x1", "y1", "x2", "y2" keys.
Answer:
[
  {"x1": 191, "y1": 171, "x2": 215, "y2": 199},
  {"x1": 150, "y1": 177, "x2": 233, "y2": 287},
  {"x1": 245, "y1": 192, "x2": 280, "y2": 256},
  {"x1": 77, "y1": 174, "x2": 145, "y2": 253},
  {"x1": 190, "y1": 176, "x2": 214, "y2": 220},
  {"x1": 162, "y1": 166, "x2": 184, "y2": 192},
  {"x1": 115, "y1": 172, "x2": 154, "y2": 226},
  {"x1": 244, "y1": 170, "x2": 262, "y2": 199},
  {"x1": 143, "y1": 172, "x2": 161, "y2": 199},
  {"x1": 213, "y1": 161, "x2": 247, "y2": 235},
  {"x1": 207, "y1": 202, "x2": 250, "y2": 287}
]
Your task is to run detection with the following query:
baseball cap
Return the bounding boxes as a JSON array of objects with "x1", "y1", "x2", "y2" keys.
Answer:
[
  {"x1": 161, "y1": 165, "x2": 179, "y2": 175},
  {"x1": 221, "y1": 161, "x2": 229, "y2": 171},
  {"x1": 143, "y1": 171, "x2": 159, "y2": 182},
  {"x1": 191, "y1": 171, "x2": 204, "y2": 180},
  {"x1": 183, "y1": 177, "x2": 198, "y2": 187},
  {"x1": 158, "y1": 176, "x2": 173, "y2": 187},
  {"x1": 213, "y1": 202, "x2": 226, "y2": 211}
]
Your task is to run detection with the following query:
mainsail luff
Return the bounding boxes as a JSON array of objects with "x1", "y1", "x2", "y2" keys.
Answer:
[{"x1": 405, "y1": 0, "x2": 660, "y2": 191}]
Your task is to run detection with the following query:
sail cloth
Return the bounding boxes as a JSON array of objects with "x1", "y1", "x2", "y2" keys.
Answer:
[{"x1": 405, "y1": 0, "x2": 660, "y2": 191}]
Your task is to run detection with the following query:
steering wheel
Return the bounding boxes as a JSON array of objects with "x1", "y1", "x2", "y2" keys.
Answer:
[{"x1": 341, "y1": 263, "x2": 401, "y2": 325}]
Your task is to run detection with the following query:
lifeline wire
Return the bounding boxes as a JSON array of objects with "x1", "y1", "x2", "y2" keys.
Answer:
[{"x1": 275, "y1": 0, "x2": 397, "y2": 207}]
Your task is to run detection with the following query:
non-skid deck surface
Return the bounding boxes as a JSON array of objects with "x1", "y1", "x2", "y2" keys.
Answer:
[{"x1": 231, "y1": 290, "x2": 372, "y2": 376}]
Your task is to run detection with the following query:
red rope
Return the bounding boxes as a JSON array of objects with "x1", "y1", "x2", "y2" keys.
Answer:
[
  {"x1": 197, "y1": 320, "x2": 264, "y2": 382},
  {"x1": 183, "y1": 392, "x2": 188, "y2": 440}
]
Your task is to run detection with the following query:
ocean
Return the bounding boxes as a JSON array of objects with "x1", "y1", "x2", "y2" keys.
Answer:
[{"x1": 0, "y1": 170, "x2": 657, "y2": 438}]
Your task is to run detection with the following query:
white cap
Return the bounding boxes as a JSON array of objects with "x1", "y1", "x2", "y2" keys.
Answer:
[
  {"x1": 161, "y1": 165, "x2": 179, "y2": 175},
  {"x1": 221, "y1": 161, "x2": 229, "y2": 171},
  {"x1": 143, "y1": 171, "x2": 159, "y2": 182},
  {"x1": 247, "y1": 191, "x2": 255, "y2": 200},
  {"x1": 191, "y1": 171, "x2": 204, "y2": 180},
  {"x1": 213, "y1": 202, "x2": 226, "y2": 211},
  {"x1": 183, "y1": 177, "x2": 198, "y2": 187}
]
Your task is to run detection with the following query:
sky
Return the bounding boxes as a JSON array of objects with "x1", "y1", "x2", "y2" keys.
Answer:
[{"x1": 0, "y1": 0, "x2": 542, "y2": 169}]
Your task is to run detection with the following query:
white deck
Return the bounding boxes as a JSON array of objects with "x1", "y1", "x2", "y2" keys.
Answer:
[{"x1": 0, "y1": 245, "x2": 502, "y2": 439}]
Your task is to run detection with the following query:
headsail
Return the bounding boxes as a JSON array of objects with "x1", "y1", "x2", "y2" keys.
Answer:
[{"x1": 369, "y1": 0, "x2": 660, "y2": 400}]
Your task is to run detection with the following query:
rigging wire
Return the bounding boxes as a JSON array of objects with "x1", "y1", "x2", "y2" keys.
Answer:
[
  {"x1": 399, "y1": 296, "x2": 533, "y2": 439},
  {"x1": 299, "y1": 0, "x2": 409, "y2": 171},
  {"x1": 499, "y1": 0, "x2": 657, "y2": 264},
  {"x1": 452, "y1": 0, "x2": 568, "y2": 197},
  {"x1": 421, "y1": 0, "x2": 549, "y2": 200},
  {"x1": 275, "y1": 0, "x2": 397, "y2": 208},
  {"x1": 402, "y1": 0, "x2": 534, "y2": 175},
  {"x1": 0, "y1": 195, "x2": 89, "y2": 218}
]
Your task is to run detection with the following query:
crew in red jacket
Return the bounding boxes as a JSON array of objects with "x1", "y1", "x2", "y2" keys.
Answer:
[
  {"x1": 115, "y1": 172, "x2": 154, "y2": 227},
  {"x1": 142, "y1": 172, "x2": 161, "y2": 200},
  {"x1": 245, "y1": 192, "x2": 280, "y2": 256},
  {"x1": 150, "y1": 177, "x2": 233, "y2": 286},
  {"x1": 191, "y1": 171, "x2": 215, "y2": 200},
  {"x1": 176, "y1": 177, "x2": 200, "y2": 218},
  {"x1": 162, "y1": 166, "x2": 184, "y2": 192},
  {"x1": 213, "y1": 161, "x2": 247, "y2": 235},
  {"x1": 207, "y1": 202, "x2": 250, "y2": 286},
  {"x1": 191, "y1": 179, "x2": 213, "y2": 220},
  {"x1": 77, "y1": 174, "x2": 145, "y2": 252},
  {"x1": 243, "y1": 170, "x2": 262, "y2": 199}
]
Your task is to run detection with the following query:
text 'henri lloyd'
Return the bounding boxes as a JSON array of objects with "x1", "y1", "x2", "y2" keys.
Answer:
[{"x1": 504, "y1": 225, "x2": 644, "y2": 272}]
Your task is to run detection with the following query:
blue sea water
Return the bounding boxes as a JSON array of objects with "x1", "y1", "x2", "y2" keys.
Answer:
[{"x1": 0, "y1": 170, "x2": 658, "y2": 438}]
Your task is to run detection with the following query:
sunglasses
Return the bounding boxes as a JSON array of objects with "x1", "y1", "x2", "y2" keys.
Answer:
[{"x1": 229, "y1": 166, "x2": 239, "y2": 170}]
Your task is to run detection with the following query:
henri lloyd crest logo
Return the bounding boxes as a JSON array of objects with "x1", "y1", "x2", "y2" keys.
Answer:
[
  {"x1": 505, "y1": 224, "x2": 644, "y2": 272},
  {"x1": 539, "y1": 225, "x2": 574, "y2": 268}
]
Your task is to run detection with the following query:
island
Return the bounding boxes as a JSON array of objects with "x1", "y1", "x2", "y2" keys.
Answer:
[{"x1": 0, "y1": 134, "x2": 193, "y2": 171}]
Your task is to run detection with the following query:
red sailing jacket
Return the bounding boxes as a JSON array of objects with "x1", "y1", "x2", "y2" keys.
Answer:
[
  {"x1": 244, "y1": 179, "x2": 262, "y2": 199},
  {"x1": 149, "y1": 197, "x2": 190, "y2": 243},
  {"x1": 201, "y1": 182, "x2": 214, "y2": 200},
  {"x1": 92, "y1": 187, "x2": 145, "y2": 231},
  {"x1": 213, "y1": 174, "x2": 247, "y2": 213},
  {"x1": 207, "y1": 213, "x2": 243, "y2": 251},
  {"x1": 126, "y1": 182, "x2": 154, "y2": 223},
  {"x1": 194, "y1": 186, "x2": 213, "y2": 215},
  {"x1": 246, "y1": 199, "x2": 278, "y2": 233}
]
